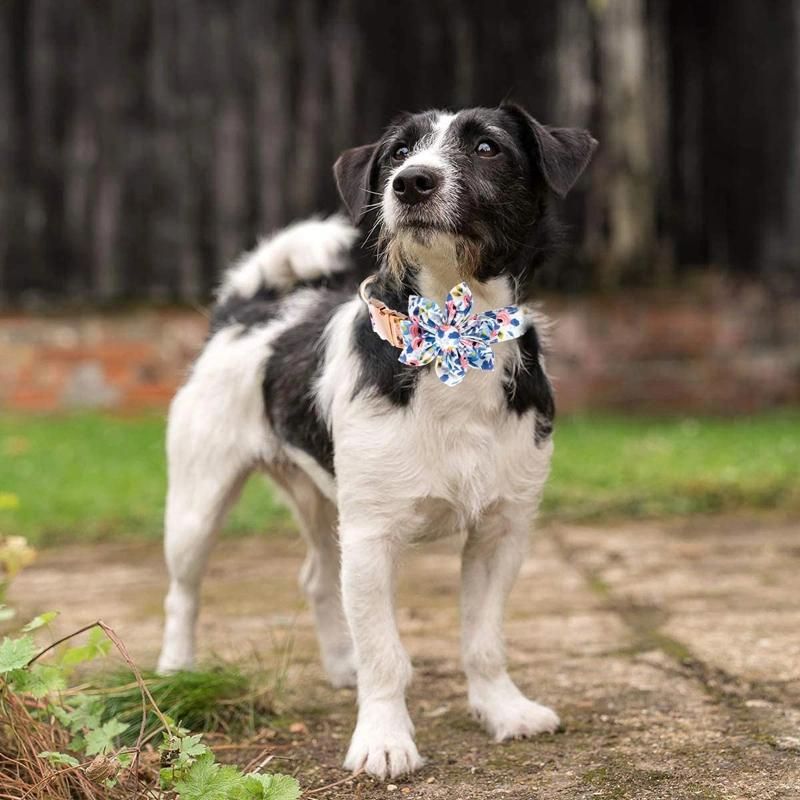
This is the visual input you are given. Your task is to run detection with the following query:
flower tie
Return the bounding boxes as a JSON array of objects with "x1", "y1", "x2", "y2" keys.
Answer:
[{"x1": 398, "y1": 282, "x2": 525, "y2": 386}]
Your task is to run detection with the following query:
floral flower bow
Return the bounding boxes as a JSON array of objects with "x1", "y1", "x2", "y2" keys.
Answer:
[{"x1": 398, "y1": 282, "x2": 525, "y2": 386}]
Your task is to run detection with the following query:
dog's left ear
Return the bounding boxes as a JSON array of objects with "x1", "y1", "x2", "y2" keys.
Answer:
[
  {"x1": 333, "y1": 142, "x2": 380, "y2": 225},
  {"x1": 503, "y1": 104, "x2": 598, "y2": 198}
]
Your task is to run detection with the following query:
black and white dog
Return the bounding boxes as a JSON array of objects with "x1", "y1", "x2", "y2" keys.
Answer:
[{"x1": 157, "y1": 104, "x2": 596, "y2": 779}]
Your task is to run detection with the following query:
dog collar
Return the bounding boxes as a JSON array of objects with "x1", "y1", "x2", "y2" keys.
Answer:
[
  {"x1": 358, "y1": 275, "x2": 526, "y2": 387},
  {"x1": 359, "y1": 275, "x2": 407, "y2": 348}
]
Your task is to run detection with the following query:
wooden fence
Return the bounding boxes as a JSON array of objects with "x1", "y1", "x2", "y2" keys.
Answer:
[{"x1": 1, "y1": 0, "x2": 799, "y2": 304}]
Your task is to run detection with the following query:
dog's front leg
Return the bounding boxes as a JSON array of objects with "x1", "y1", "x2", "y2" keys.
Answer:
[
  {"x1": 461, "y1": 508, "x2": 560, "y2": 741},
  {"x1": 340, "y1": 523, "x2": 423, "y2": 779}
]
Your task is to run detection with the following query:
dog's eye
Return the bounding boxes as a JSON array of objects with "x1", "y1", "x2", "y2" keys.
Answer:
[
  {"x1": 392, "y1": 144, "x2": 410, "y2": 162},
  {"x1": 475, "y1": 140, "x2": 499, "y2": 157}
]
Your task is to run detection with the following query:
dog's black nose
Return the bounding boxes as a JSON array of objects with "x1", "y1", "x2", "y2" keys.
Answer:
[{"x1": 392, "y1": 166, "x2": 440, "y2": 205}]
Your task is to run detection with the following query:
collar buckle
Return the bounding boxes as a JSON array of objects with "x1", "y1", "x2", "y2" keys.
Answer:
[
  {"x1": 359, "y1": 275, "x2": 407, "y2": 349},
  {"x1": 368, "y1": 301, "x2": 405, "y2": 348}
]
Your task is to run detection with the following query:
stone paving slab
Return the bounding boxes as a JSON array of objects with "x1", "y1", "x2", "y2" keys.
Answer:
[{"x1": 9, "y1": 515, "x2": 800, "y2": 798}]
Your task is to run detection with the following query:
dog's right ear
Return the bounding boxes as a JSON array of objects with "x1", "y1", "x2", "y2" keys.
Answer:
[{"x1": 334, "y1": 143, "x2": 380, "y2": 225}]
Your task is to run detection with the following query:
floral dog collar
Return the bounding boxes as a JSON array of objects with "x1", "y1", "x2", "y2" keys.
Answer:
[{"x1": 359, "y1": 276, "x2": 526, "y2": 387}]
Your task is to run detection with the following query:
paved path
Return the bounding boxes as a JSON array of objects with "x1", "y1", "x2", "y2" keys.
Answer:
[{"x1": 11, "y1": 516, "x2": 800, "y2": 798}]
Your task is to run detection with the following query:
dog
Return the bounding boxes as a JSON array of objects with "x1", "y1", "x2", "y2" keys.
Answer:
[{"x1": 157, "y1": 103, "x2": 596, "y2": 779}]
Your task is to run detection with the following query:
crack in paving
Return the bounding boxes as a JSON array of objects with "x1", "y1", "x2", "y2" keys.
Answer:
[{"x1": 548, "y1": 528, "x2": 800, "y2": 758}]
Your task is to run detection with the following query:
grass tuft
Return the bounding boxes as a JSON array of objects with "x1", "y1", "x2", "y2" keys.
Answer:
[{"x1": 85, "y1": 665, "x2": 277, "y2": 743}]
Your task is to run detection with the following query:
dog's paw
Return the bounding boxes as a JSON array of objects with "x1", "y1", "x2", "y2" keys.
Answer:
[
  {"x1": 343, "y1": 703, "x2": 424, "y2": 779},
  {"x1": 474, "y1": 696, "x2": 560, "y2": 742},
  {"x1": 343, "y1": 728, "x2": 424, "y2": 780}
]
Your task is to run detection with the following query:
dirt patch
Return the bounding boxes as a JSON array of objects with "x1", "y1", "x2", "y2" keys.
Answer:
[{"x1": 9, "y1": 516, "x2": 800, "y2": 798}]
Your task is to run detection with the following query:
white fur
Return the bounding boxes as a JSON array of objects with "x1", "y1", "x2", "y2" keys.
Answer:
[
  {"x1": 218, "y1": 214, "x2": 358, "y2": 302},
  {"x1": 160, "y1": 142, "x2": 557, "y2": 779}
]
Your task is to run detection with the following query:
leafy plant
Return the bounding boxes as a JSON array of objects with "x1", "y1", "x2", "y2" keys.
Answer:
[
  {"x1": 162, "y1": 742, "x2": 300, "y2": 800},
  {"x1": 0, "y1": 617, "x2": 300, "y2": 799}
]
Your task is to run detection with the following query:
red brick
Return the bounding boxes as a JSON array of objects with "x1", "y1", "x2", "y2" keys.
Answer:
[{"x1": 1, "y1": 285, "x2": 798, "y2": 415}]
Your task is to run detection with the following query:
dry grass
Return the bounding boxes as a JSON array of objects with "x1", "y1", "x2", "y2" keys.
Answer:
[
  {"x1": 0, "y1": 621, "x2": 165, "y2": 800},
  {"x1": 0, "y1": 676, "x2": 163, "y2": 799}
]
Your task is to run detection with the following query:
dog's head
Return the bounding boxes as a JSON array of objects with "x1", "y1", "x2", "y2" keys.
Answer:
[{"x1": 334, "y1": 105, "x2": 596, "y2": 283}]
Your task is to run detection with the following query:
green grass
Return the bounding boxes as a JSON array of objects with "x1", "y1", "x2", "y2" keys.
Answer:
[
  {"x1": 0, "y1": 412, "x2": 798, "y2": 545},
  {"x1": 0, "y1": 414, "x2": 290, "y2": 545},
  {"x1": 542, "y1": 413, "x2": 800, "y2": 521}
]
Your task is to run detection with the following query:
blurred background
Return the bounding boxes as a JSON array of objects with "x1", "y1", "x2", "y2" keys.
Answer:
[
  {"x1": 0, "y1": 0, "x2": 798, "y2": 540},
  {"x1": 3, "y1": 1, "x2": 800, "y2": 301}
]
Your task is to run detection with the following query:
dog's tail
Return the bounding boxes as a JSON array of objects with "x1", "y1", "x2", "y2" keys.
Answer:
[{"x1": 217, "y1": 214, "x2": 359, "y2": 302}]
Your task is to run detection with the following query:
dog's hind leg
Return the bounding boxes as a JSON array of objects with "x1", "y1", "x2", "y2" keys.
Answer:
[
  {"x1": 157, "y1": 394, "x2": 251, "y2": 673},
  {"x1": 460, "y1": 505, "x2": 560, "y2": 741},
  {"x1": 156, "y1": 331, "x2": 269, "y2": 673},
  {"x1": 270, "y1": 465, "x2": 356, "y2": 688}
]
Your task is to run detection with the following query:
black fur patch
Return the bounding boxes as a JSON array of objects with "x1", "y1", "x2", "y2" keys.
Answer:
[
  {"x1": 210, "y1": 287, "x2": 281, "y2": 335},
  {"x1": 504, "y1": 324, "x2": 555, "y2": 446},
  {"x1": 262, "y1": 290, "x2": 348, "y2": 476}
]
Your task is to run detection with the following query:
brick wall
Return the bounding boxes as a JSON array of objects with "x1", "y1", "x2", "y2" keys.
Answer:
[
  {"x1": 1, "y1": 287, "x2": 798, "y2": 415},
  {"x1": 546, "y1": 285, "x2": 800, "y2": 413},
  {"x1": 0, "y1": 311, "x2": 206, "y2": 413}
]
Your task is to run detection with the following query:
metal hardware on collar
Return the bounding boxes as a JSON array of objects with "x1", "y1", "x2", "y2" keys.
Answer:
[{"x1": 358, "y1": 275, "x2": 407, "y2": 349}]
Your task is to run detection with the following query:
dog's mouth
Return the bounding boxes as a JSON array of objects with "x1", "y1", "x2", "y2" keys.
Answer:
[
  {"x1": 392, "y1": 209, "x2": 455, "y2": 238},
  {"x1": 396, "y1": 219, "x2": 448, "y2": 239},
  {"x1": 386, "y1": 221, "x2": 460, "y2": 259}
]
